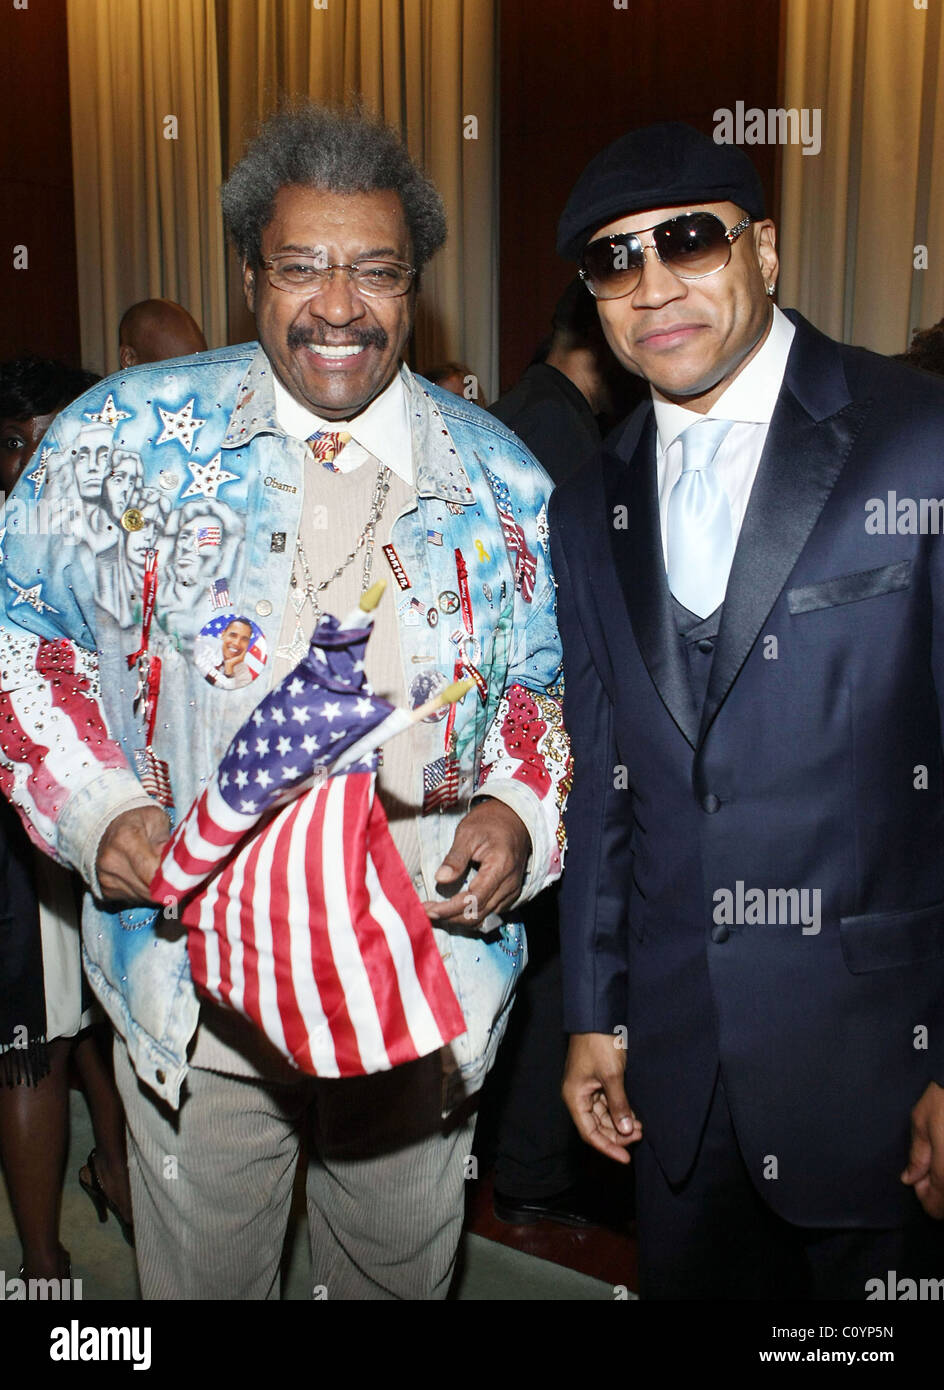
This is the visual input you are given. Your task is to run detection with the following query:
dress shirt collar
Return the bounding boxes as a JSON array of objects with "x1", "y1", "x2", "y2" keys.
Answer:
[
  {"x1": 272, "y1": 366, "x2": 413, "y2": 484},
  {"x1": 653, "y1": 303, "x2": 796, "y2": 452}
]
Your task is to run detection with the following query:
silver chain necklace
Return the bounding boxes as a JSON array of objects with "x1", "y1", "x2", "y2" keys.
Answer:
[{"x1": 277, "y1": 463, "x2": 391, "y2": 663}]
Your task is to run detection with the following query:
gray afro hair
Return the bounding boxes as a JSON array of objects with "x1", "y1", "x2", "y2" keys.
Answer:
[{"x1": 220, "y1": 102, "x2": 447, "y2": 271}]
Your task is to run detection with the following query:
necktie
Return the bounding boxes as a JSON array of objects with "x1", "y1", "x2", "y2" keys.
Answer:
[
  {"x1": 309, "y1": 429, "x2": 352, "y2": 472},
  {"x1": 666, "y1": 418, "x2": 734, "y2": 618}
]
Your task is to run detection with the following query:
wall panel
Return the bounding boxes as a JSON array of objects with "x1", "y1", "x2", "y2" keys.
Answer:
[
  {"x1": 499, "y1": 0, "x2": 784, "y2": 392},
  {"x1": 0, "y1": 0, "x2": 80, "y2": 367}
]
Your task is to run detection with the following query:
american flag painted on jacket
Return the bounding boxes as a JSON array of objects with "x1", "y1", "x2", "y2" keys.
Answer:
[
  {"x1": 481, "y1": 463, "x2": 538, "y2": 602},
  {"x1": 0, "y1": 629, "x2": 128, "y2": 855},
  {"x1": 150, "y1": 611, "x2": 466, "y2": 1078}
]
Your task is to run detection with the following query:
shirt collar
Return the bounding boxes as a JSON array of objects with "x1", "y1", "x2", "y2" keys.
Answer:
[
  {"x1": 222, "y1": 345, "x2": 283, "y2": 447},
  {"x1": 653, "y1": 303, "x2": 796, "y2": 452},
  {"x1": 272, "y1": 366, "x2": 413, "y2": 484},
  {"x1": 222, "y1": 350, "x2": 474, "y2": 503}
]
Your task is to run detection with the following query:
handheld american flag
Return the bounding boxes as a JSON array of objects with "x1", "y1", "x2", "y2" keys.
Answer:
[{"x1": 150, "y1": 587, "x2": 467, "y2": 1078}]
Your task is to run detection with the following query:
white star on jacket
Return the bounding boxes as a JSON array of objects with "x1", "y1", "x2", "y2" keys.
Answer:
[
  {"x1": 6, "y1": 576, "x2": 60, "y2": 615},
  {"x1": 181, "y1": 452, "x2": 239, "y2": 500},
  {"x1": 83, "y1": 393, "x2": 131, "y2": 428},
  {"x1": 24, "y1": 447, "x2": 53, "y2": 497},
  {"x1": 155, "y1": 398, "x2": 207, "y2": 452}
]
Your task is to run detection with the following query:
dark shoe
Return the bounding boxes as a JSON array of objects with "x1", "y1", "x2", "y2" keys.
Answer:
[
  {"x1": 493, "y1": 1185, "x2": 600, "y2": 1228},
  {"x1": 78, "y1": 1149, "x2": 135, "y2": 1247}
]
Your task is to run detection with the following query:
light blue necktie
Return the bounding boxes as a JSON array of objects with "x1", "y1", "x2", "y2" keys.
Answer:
[{"x1": 666, "y1": 418, "x2": 734, "y2": 618}]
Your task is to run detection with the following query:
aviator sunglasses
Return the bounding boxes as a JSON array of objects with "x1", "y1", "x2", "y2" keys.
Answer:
[{"x1": 579, "y1": 212, "x2": 753, "y2": 300}]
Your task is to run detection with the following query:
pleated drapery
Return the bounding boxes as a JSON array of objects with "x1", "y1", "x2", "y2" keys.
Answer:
[
  {"x1": 67, "y1": 0, "x2": 227, "y2": 376},
  {"x1": 779, "y1": 0, "x2": 944, "y2": 353},
  {"x1": 67, "y1": 0, "x2": 499, "y2": 396}
]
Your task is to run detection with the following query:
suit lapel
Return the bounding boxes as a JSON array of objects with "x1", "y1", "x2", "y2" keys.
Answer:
[
  {"x1": 606, "y1": 406, "x2": 700, "y2": 747},
  {"x1": 698, "y1": 318, "x2": 874, "y2": 745}
]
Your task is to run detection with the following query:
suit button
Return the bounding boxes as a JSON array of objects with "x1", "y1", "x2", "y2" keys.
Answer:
[
  {"x1": 702, "y1": 793, "x2": 721, "y2": 813},
  {"x1": 155, "y1": 1069, "x2": 166, "y2": 1085},
  {"x1": 697, "y1": 638, "x2": 714, "y2": 653},
  {"x1": 711, "y1": 923, "x2": 730, "y2": 944}
]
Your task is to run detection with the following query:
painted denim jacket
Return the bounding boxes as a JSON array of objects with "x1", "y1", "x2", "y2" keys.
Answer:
[{"x1": 0, "y1": 346, "x2": 570, "y2": 1109}]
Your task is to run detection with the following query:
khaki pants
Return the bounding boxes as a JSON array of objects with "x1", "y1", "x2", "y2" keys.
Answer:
[{"x1": 114, "y1": 1042, "x2": 475, "y2": 1300}]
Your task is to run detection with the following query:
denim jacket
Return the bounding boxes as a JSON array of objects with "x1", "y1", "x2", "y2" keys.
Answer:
[{"x1": 0, "y1": 346, "x2": 570, "y2": 1109}]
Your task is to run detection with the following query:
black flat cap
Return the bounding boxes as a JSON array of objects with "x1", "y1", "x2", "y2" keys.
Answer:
[{"x1": 557, "y1": 121, "x2": 766, "y2": 261}]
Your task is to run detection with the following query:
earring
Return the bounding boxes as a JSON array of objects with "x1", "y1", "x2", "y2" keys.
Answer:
[{"x1": 765, "y1": 283, "x2": 776, "y2": 298}]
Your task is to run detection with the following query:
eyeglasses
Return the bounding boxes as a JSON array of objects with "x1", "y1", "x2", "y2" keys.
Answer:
[
  {"x1": 579, "y1": 213, "x2": 753, "y2": 300},
  {"x1": 262, "y1": 255, "x2": 417, "y2": 298}
]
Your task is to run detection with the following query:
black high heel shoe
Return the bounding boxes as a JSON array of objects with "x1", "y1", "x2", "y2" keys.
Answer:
[{"x1": 78, "y1": 1149, "x2": 135, "y2": 1247}]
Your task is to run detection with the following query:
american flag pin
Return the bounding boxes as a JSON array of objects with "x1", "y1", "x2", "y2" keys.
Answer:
[
  {"x1": 422, "y1": 754, "x2": 460, "y2": 814},
  {"x1": 197, "y1": 525, "x2": 222, "y2": 550},
  {"x1": 209, "y1": 577, "x2": 231, "y2": 610}
]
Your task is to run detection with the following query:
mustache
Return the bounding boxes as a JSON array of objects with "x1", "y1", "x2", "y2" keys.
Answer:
[{"x1": 287, "y1": 325, "x2": 388, "y2": 351}]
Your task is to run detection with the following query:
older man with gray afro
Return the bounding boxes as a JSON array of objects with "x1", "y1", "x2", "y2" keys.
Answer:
[
  {"x1": 221, "y1": 102, "x2": 447, "y2": 274},
  {"x1": 0, "y1": 97, "x2": 568, "y2": 1304}
]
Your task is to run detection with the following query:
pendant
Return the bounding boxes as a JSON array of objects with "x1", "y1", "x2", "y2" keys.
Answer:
[{"x1": 276, "y1": 621, "x2": 310, "y2": 664}]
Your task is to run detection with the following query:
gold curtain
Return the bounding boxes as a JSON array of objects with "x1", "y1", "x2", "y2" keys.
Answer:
[
  {"x1": 67, "y1": 0, "x2": 227, "y2": 376},
  {"x1": 779, "y1": 0, "x2": 944, "y2": 354},
  {"x1": 67, "y1": 0, "x2": 499, "y2": 397}
]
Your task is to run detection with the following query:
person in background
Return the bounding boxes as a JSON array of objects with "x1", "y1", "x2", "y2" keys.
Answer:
[
  {"x1": 0, "y1": 357, "x2": 99, "y2": 495},
  {"x1": 118, "y1": 299, "x2": 207, "y2": 367},
  {"x1": 898, "y1": 318, "x2": 944, "y2": 376},
  {"x1": 0, "y1": 356, "x2": 134, "y2": 1284},
  {"x1": 491, "y1": 278, "x2": 641, "y2": 488},
  {"x1": 424, "y1": 361, "x2": 486, "y2": 405}
]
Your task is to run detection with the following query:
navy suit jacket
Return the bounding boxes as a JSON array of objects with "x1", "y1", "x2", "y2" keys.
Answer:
[{"x1": 549, "y1": 311, "x2": 944, "y2": 1227}]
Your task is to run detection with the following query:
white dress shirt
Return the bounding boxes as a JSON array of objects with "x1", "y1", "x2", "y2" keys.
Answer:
[
  {"x1": 272, "y1": 365, "x2": 414, "y2": 484},
  {"x1": 653, "y1": 304, "x2": 795, "y2": 569}
]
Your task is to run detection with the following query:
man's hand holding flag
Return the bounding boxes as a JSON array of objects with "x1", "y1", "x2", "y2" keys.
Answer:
[{"x1": 150, "y1": 582, "x2": 469, "y2": 1078}]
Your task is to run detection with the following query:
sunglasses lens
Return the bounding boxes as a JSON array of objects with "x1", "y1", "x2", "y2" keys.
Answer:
[
  {"x1": 655, "y1": 214, "x2": 730, "y2": 278},
  {"x1": 581, "y1": 236, "x2": 644, "y2": 299},
  {"x1": 580, "y1": 214, "x2": 735, "y2": 298}
]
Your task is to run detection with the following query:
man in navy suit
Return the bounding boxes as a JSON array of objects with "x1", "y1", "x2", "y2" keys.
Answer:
[{"x1": 549, "y1": 123, "x2": 944, "y2": 1299}]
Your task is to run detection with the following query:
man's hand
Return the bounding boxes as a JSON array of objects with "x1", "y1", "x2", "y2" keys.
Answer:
[
  {"x1": 423, "y1": 799, "x2": 530, "y2": 928},
  {"x1": 96, "y1": 806, "x2": 172, "y2": 903},
  {"x1": 901, "y1": 1080, "x2": 944, "y2": 1218},
  {"x1": 562, "y1": 1032, "x2": 643, "y2": 1165}
]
